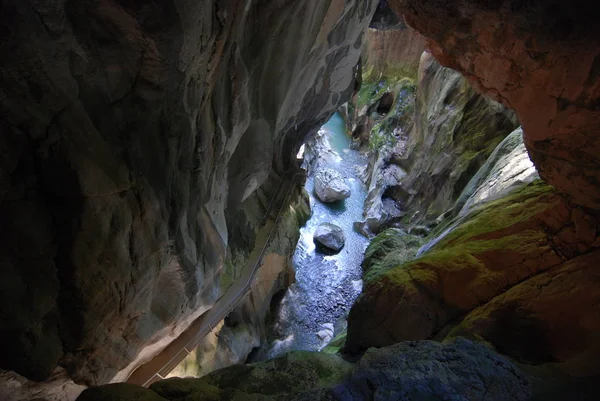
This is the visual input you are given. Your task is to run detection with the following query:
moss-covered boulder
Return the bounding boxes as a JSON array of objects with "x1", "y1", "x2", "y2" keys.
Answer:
[
  {"x1": 150, "y1": 351, "x2": 351, "y2": 400},
  {"x1": 346, "y1": 181, "x2": 599, "y2": 351},
  {"x1": 361, "y1": 228, "x2": 423, "y2": 282}
]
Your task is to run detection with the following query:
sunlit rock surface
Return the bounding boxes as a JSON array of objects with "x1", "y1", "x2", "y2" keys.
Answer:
[
  {"x1": 363, "y1": 19, "x2": 425, "y2": 78},
  {"x1": 313, "y1": 223, "x2": 346, "y2": 252},
  {"x1": 314, "y1": 169, "x2": 352, "y2": 203},
  {"x1": 389, "y1": 0, "x2": 600, "y2": 209},
  {"x1": 0, "y1": 0, "x2": 377, "y2": 389}
]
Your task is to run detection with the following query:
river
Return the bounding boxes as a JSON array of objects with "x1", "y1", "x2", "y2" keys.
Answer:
[{"x1": 253, "y1": 112, "x2": 369, "y2": 360}]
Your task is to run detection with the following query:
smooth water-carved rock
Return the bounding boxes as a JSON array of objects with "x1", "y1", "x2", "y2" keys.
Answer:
[
  {"x1": 418, "y1": 127, "x2": 539, "y2": 257},
  {"x1": 0, "y1": 0, "x2": 378, "y2": 388},
  {"x1": 314, "y1": 169, "x2": 351, "y2": 203},
  {"x1": 336, "y1": 338, "x2": 531, "y2": 401},
  {"x1": 389, "y1": 52, "x2": 518, "y2": 224},
  {"x1": 167, "y1": 185, "x2": 311, "y2": 379},
  {"x1": 359, "y1": 148, "x2": 407, "y2": 235},
  {"x1": 314, "y1": 223, "x2": 346, "y2": 252},
  {"x1": 454, "y1": 127, "x2": 539, "y2": 217}
]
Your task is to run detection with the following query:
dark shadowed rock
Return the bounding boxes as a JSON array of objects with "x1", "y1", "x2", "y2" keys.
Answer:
[
  {"x1": 77, "y1": 383, "x2": 167, "y2": 401},
  {"x1": 0, "y1": 0, "x2": 378, "y2": 387},
  {"x1": 77, "y1": 341, "x2": 530, "y2": 401},
  {"x1": 336, "y1": 338, "x2": 531, "y2": 401},
  {"x1": 314, "y1": 223, "x2": 346, "y2": 252}
]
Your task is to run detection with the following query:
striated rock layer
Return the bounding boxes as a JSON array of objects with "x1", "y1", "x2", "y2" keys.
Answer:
[
  {"x1": 362, "y1": 20, "x2": 425, "y2": 78},
  {"x1": 389, "y1": 0, "x2": 600, "y2": 209},
  {"x1": 0, "y1": 0, "x2": 377, "y2": 388}
]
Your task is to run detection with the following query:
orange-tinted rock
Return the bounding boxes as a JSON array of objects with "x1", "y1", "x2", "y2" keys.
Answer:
[
  {"x1": 388, "y1": 0, "x2": 600, "y2": 209},
  {"x1": 448, "y1": 249, "x2": 600, "y2": 375},
  {"x1": 362, "y1": 20, "x2": 425, "y2": 77}
]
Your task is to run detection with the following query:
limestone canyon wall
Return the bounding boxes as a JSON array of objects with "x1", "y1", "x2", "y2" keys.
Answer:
[
  {"x1": 362, "y1": 19, "x2": 425, "y2": 79},
  {"x1": 389, "y1": 0, "x2": 600, "y2": 209},
  {"x1": 0, "y1": 0, "x2": 377, "y2": 387}
]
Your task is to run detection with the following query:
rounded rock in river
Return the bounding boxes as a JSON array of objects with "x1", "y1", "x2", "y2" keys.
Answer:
[
  {"x1": 314, "y1": 168, "x2": 351, "y2": 203},
  {"x1": 314, "y1": 223, "x2": 346, "y2": 253}
]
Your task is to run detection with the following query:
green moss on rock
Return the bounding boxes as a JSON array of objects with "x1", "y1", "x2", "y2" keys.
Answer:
[
  {"x1": 149, "y1": 351, "x2": 352, "y2": 400},
  {"x1": 321, "y1": 331, "x2": 347, "y2": 355},
  {"x1": 362, "y1": 228, "x2": 424, "y2": 282},
  {"x1": 346, "y1": 181, "x2": 595, "y2": 351}
]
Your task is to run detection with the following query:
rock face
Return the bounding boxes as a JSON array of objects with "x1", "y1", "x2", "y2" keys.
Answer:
[
  {"x1": 0, "y1": 0, "x2": 377, "y2": 387},
  {"x1": 390, "y1": 52, "x2": 518, "y2": 224},
  {"x1": 76, "y1": 338, "x2": 530, "y2": 401},
  {"x1": 167, "y1": 186, "x2": 310, "y2": 379},
  {"x1": 363, "y1": 18, "x2": 425, "y2": 78},
  {"x1": 453, "y1": 127, "x2": 539, "y2": 217},
  {"x1": 347, "y1": 181, "x2": 600, "y2": 370},
  {"x1": 369, "y1": 1, "x2": 403, "y2": 30},
  {"x1": 314, "y1": 169, "x2": 351, "y2": 203},
  {"x1": 389, "y1": 0, "x2": 600, "y2": 209},
  {"x1": 313, "y1": 223, "x2": 346, "y2": 252},
  {"x1": 449, "y1": 249, "x2": 600, "y2": 375},
  {"x1": 336, "y1": 338, "x2": 531, "y2": 401}
]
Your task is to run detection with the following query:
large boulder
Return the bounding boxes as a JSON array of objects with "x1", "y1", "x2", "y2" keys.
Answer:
[
  {"x1": 336, "y1": 338, "x2": 531, "y2": 401},
  {"x1": 314, "y1": 169, "x2": 351, "y2": 203},
  {"x1": 313, "y1": 223, "x2": 346, "y2": 252}
]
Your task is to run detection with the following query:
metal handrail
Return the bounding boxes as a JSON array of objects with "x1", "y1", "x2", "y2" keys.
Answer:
[{"x1": 136, "y1": 172, "x2": 304, "y2": 386}]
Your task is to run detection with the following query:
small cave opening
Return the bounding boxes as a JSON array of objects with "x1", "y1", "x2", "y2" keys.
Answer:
[{"x1": 375, "y1": 91, "x2": 395, "y2": 115}]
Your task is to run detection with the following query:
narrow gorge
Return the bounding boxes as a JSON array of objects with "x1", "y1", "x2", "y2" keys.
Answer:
[{"x1": 1, "y1": 1, "x2": 599, "y2": 400}]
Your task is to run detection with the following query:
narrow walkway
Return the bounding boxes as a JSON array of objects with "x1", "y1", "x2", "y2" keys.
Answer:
[{"x1": 126, "y1": 175, "x2": 301, "y2": 387}]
